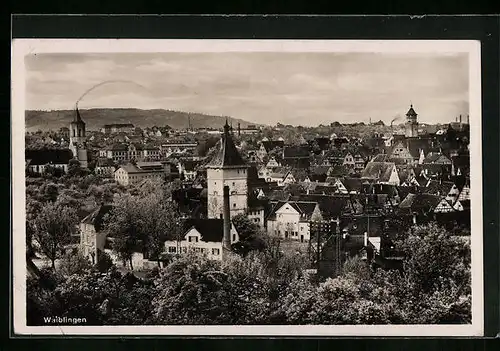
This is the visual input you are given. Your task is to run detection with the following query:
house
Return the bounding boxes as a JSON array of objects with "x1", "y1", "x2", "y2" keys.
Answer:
[
  {"x1": 424, "y1": 180, "x2": 460, "y2": 203},
  {"x1": 80, "y1": 204, "x2": 113, "y2": 264},
  {"x1": 114, "y1": 162, "x2": 166, "y2": 186},
  {"x1": 422, "y1": 152, "x2": 452, "y2": 165},
  {"x1": 266, "y1": 156, "x2": 280, "y2": 168},
  {"x1": 257, "y1": 140, "x2": 285, "y2": 160},
  {"x1": 397, "y1": 166, "x2": 419, "y2": 186},
  {"x1": 388, "y1": 141, "x2": 414, "y2": 164},
  {"x1": 361, "y1": 162, "x2": 400, "y2": 185},
  {"x1": 269, "y1": 166, "x2": 292, "y2": 186},
  {"x1": 282, "y1": 145, "x2": 310, "y2": 168},
  {"x1": 25, "y1": 149, "x2": 73, "y2": 175},
  {"x1": 266, "y1": 201, "x2": 319, "y2": 242},
  {"x1": 160, "y1": 142, "x2": 198, "y2": 157},
  {"x1": 397, "y1": 193, "x2": 442, "y2": 223},
  {"x1": 101, "y1": 123, "x2": 135, "y2": 134},
  {"x1": 458, "y1": 183, "x2": 470, "y2": 201},
  {"x1": 163, "y1": 218, "x2": 239, "y2": 261},
  {"x1": 141, "y1": 144, "x2": 162, "y2": 161},
  {"x1": 283, "y1": 168, "x2": 310, "y2": 185},
  {"x1": 178, "y1": 159, "x2": 200, "y2": 181},
  {"x1": 95, "y1": 158, "x2": 116, "y2": 178}
]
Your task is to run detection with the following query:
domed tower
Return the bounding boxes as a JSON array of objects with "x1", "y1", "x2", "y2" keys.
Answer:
[
  {"x1": 405, "y1": 104, "x2": 418, "y2": 138},
  {"x1": 69, "y1": 106, "x2": 88, "y2": 168},
  {"x1": 206, "y1": 119, "x2": 249, "y2": 219}
]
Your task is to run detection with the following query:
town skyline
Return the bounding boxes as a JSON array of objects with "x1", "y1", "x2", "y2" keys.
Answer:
[{"x1": 26, "y1": 52, "x2": 469, "y2": 127}]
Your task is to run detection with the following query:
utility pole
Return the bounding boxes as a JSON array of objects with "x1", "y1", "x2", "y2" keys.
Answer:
[{"x1": 334, "y1": 217, "x2": 341, "y2": 276}]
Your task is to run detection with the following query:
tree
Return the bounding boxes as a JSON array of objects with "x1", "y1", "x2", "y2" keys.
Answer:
[
  {"x1": 33, "y1": 203, "x2": 79, "y2": 269},
  {"x1": 231, "y1": 214, "x2": 267, "y2": 256},
  {"x1": 105, "y1": 186, "x2": 182, "y2": 270},
  {"x1": 67, "y1": 159, "x2": 83, "y2": 177},
  {"x1": 95, "y1": 249, "x2": 114, "y2": 273},
  {"x1": 58, "y1": 250, "x2": 92, "y2": 277},
  {"x1": 136, "y1": 191, "x2": 182, "y2": 266}
]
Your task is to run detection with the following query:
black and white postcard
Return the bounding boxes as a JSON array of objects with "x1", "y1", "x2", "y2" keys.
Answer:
[{"x1": 11, "y1": 39, "x2": 483, "y2": 336}]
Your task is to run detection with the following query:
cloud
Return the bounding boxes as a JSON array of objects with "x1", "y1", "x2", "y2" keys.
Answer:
[{"x1": 25, "y1": 52, "x2": 469, "y2": 125}]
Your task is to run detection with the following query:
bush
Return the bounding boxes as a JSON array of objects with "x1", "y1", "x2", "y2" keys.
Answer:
[
  {"x1": 58, "y1": 250, "x2": 92, "y2": 277},
  {"x1": 95, "y1": 249, "x2": 114, "y2": 273}
]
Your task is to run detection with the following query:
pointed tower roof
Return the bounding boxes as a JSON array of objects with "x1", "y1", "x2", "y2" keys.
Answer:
[
  {"x1": 71, "y1": 106, "x2": 85, "y2": 125},
  {"x1": 206, "y1": 120, "x2": 247, "y2": 168},
  {"x1": 406, "y1": 104, "x2": 418, "y2": 118}
]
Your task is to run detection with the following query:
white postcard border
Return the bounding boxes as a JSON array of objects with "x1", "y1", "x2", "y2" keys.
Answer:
[{"x1": 11, "y1": 39, "x2": 483, "y2": 336}]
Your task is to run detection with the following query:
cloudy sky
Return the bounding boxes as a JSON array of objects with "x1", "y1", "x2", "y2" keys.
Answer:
[{"x1": 25, "y1": 52, "x2": 469, "y2": 126}]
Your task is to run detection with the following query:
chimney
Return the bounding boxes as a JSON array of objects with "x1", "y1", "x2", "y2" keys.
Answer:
[
  {"x1": 238, "y1": 122, "x2": 241, "y2": 136},
  {"x1": 459, "y1": 114, "x2": 462, "y2": 124},
  {"x1": 223, "y1": 185, "x2": 231, "y2": 251},
  {"x1": 467, "y1": 115, "x2": 470, "y2": 124}
]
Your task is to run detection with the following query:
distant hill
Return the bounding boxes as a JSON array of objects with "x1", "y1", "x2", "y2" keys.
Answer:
[{"x1": 25, "y1": 108, "x2": 261, "y2": 132}]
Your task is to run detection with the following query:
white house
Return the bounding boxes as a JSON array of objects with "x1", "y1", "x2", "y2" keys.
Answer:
[
  {"x1": 163, "y1": 219, "x2": 239, "y2": 261},
  {"x1": 266, "y1": 201, "x2": 319, "y2": 242}
]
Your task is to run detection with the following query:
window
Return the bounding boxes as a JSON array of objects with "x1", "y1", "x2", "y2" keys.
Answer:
[
  {"x1": 232, "y1": 234, "x2": 236, "y2": 242},
  {"x1": 212, "y1": 248, "x2": 220, "y2": 255},
  {"x1": 232, "y1": 182, "x2": 235, "y2": 186},
  {"x1": 168, "y1": 246, "x2": 177, "y2": 253},
  {"x1": 233, "y1": 203, "x2": 236, "y2": 208}
]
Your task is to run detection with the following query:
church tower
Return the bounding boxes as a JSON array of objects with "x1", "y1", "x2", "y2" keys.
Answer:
[
  {"x1": 206, "y1": 120, "x2": 248, "y2": 219},
  {"x1": 405, "y1": 104, "x2": 419, "y2": 138},
  {"x1": 69, "y1": 106, "x2": 88, "y2": 168}
]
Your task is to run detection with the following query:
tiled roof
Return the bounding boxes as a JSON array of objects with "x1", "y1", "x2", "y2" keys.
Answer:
[
  {"x1": 342, "y1": 178, "x2": 363, "y2": 193},
  {"x1": 25, "y1": 149, "x2": 73, "y2": 165},
  {"x1": 361, "y1": 162, "x2": 396, "y2": 182},
  {"x1": 267, "y1": 201, "x2": 317, "y2": 221},
  {"x1": 283, "y1": 145, "x2": 310, "y2": 159},
  {"x1": 406, "y1": 105, "x2": 418, "y2": 117},
  {"x1": 398, "y1": 193, "x2": 441, "y2": 212},
  {"x1": 81, "y1": 204, "x2": 113, "y2": 232},
  {"x1": 371, "y1": 154, "x2": 390, "y2": 162},
  {"x1": 182, "y1": 218, "x2": 234, "y2": 243},
  {"x1": 424, "y1": 180, "x2": 455, "y2": 196},
  {"x1": 206, "y1": 122, "x2": 247, "y2": 168},
  {"x1": 261, "y1": 140, "x2": 285, "y2": 152}
]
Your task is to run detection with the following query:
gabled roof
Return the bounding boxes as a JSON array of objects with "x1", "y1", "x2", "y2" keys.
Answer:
[
  {"x1": 310, "y1": 165, "x2": 330, "y2": 175},
  {"x1": 398, "y1": 193, "x2": 441, "y2": 212},
  {"x1": 328, "y1": 165, "x2": 351, "y2": 177},
  {"x1": 361, "y1": 162, "x2": 396, "y2": 182},
  {"x1": 25, "y1": 148, "x2": 73, "y2": 165},
  {"x1": 206, "y1": 122, "x2": 247, "y2": 168},
  {"x1": 288, "y1": 168, "x2": 309, "y2": 182},
  {"x1": 423, "y1": 153, "x2": 451, "y2": 164},
  {"x1": 267, "y1": 201, "x2": 317, "y2": 221},
  {"x1": 182, "y1": 218, "x2": 236, "y2": 243},
  {"x1": 106, "y1": 143, "x2": 128, "y2": 151},
  {"x1": 269, "y1": 166, "x2": 292, "y2": 178},
  {"x1": 424, "y1": 180, "x2": 455, "y2": 196},
  {"x1": 81, "y1": 204, "x2": 113, "y2": 232},
  {"x1": 342, "y1": 177, "x2": 363, "y2": 193},
  {"x1": 371, "y1": 154, "x2": 390, "y2": 162},
  {"x1": 96, "y1": 158, "x2": 115, "y2": 167},
  {"x1": 283, "y1": 145, "x2": 310, "y2": 159},
  {"x1": 261, "y1": 140, "x2": 285, "y2": 152}
]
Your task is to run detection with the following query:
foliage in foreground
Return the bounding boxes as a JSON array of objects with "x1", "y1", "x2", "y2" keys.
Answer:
[{"x1": 26, "y1": 223, "x2": 471, "y2": 325}]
